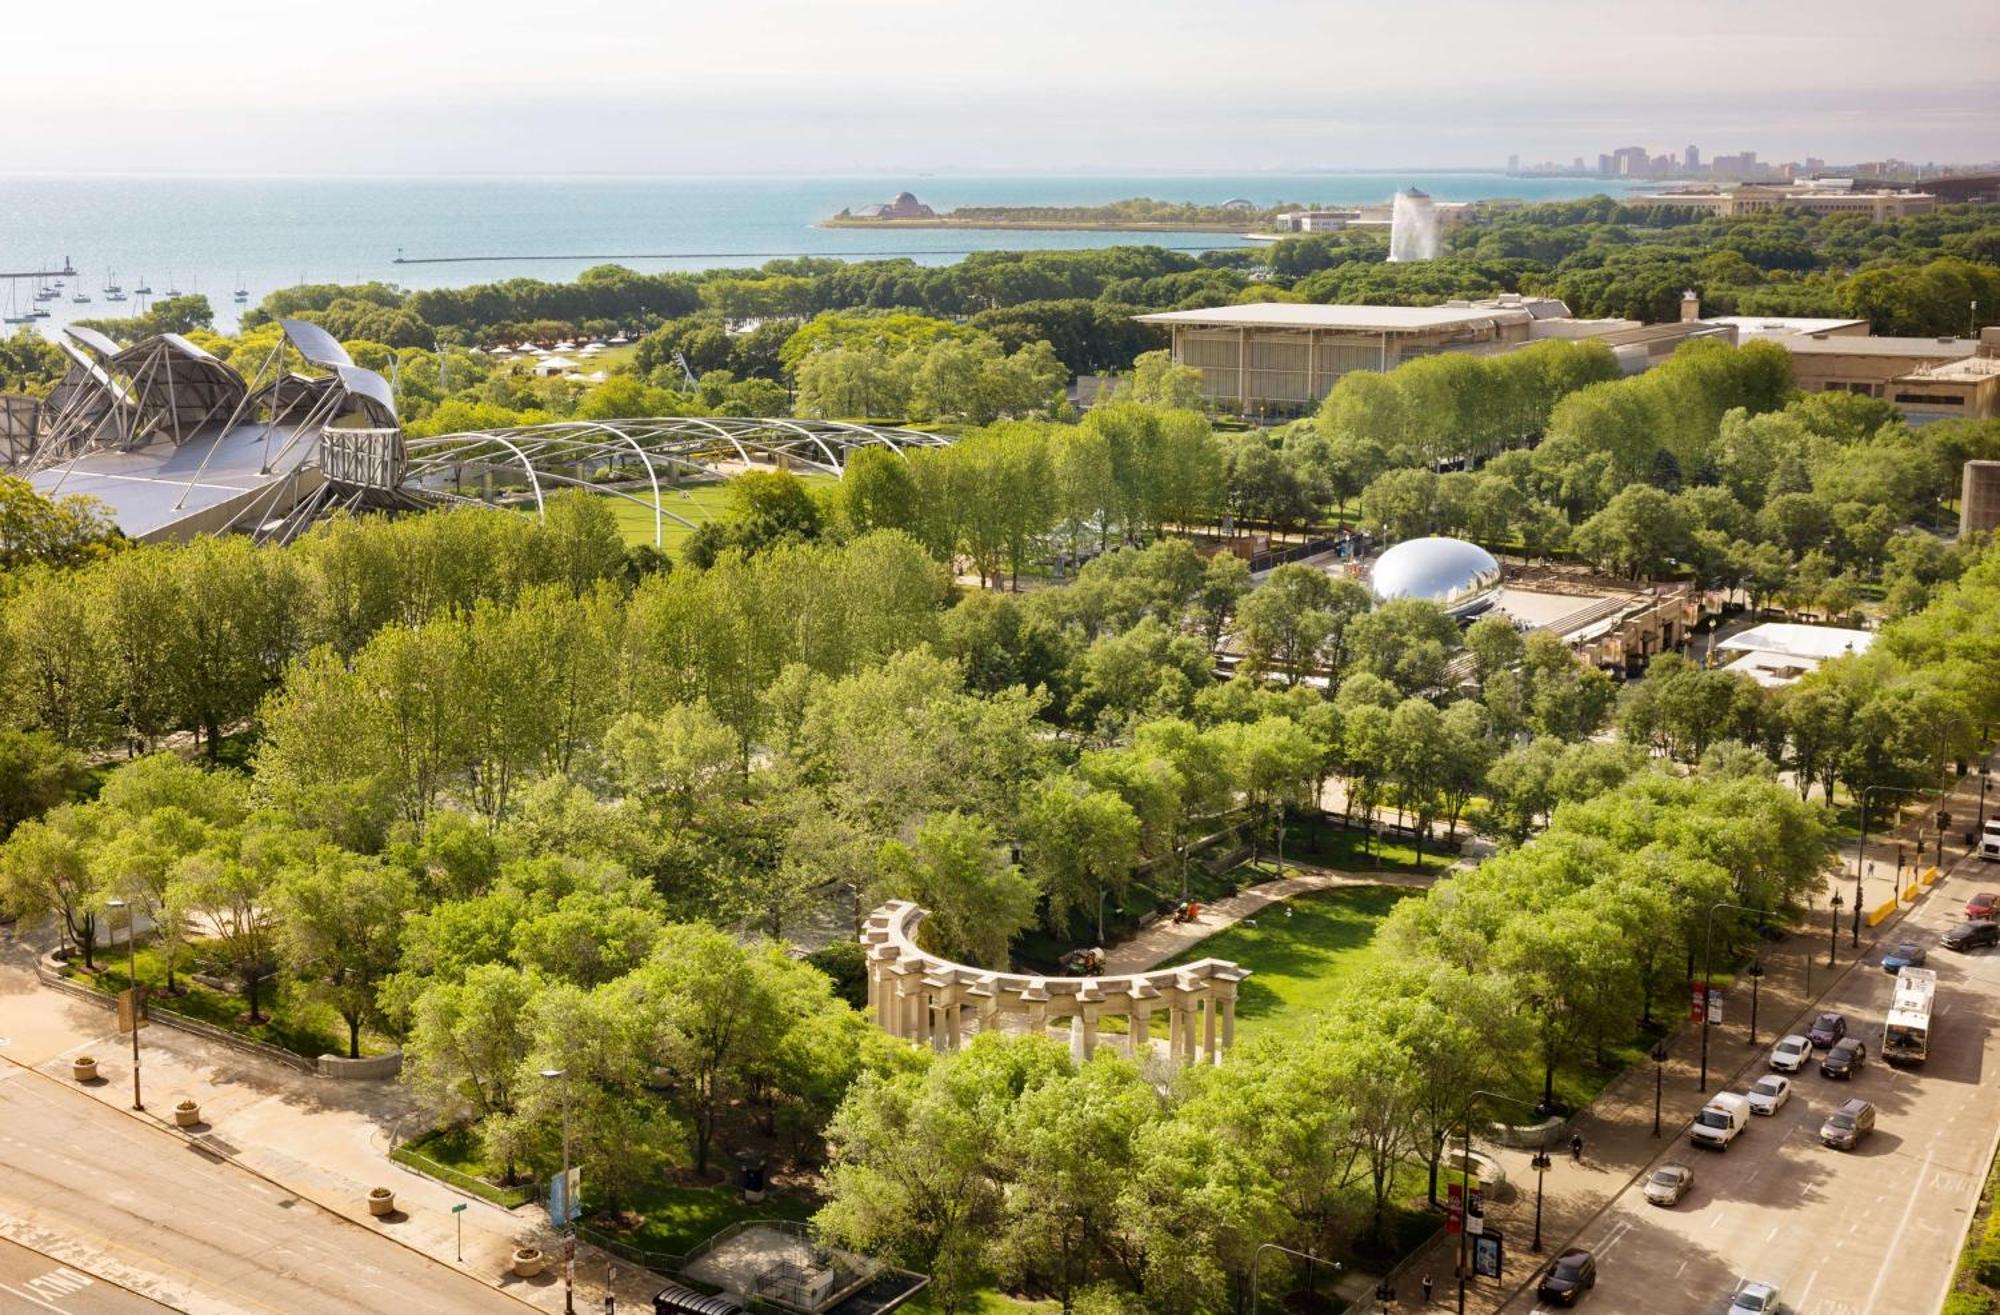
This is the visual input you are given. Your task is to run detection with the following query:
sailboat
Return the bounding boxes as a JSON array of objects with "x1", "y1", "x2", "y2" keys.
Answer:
[
  {"x1": 133, "y1": 276, "x2": 153, "y2": 295},
  {"x1": 3, "y1": 285, "x2": 33, "y2": 326},
  {"x1": 164, "y1": 272, "x2": 181, "y2": 296},
  {"x1": 232, "y1": 272, "x2": 249, "y2": 303},
  {"x1": 104, "y1": 269, "x2": 128, "y2": 303}
]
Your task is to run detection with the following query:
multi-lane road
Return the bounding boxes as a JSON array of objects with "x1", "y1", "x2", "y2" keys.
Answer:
[
  {"x1": 0, "y1": 1061, "x2": 524, "y2": 1314},
  {"x1": 1509, "y1": 858, "x2": 2000, "y2": 1315}
]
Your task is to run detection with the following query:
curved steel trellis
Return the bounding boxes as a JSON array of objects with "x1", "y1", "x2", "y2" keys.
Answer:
[{"x1": 394, "y1": 416, "x2": 952, "y2": 546}]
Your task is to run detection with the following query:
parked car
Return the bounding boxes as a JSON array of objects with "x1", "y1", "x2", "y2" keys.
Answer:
[
  {"x1": 1944, "y1": 919, "x2": 2000, "y2": 951},
  {"x1": 1745, "y1": 1075, "x2": 1791, "y2": 1116},
  {"x1": 1807, "y1": 1012, "x2": 1848, "y2": 1049},
  {"x1": 1643, "y1": 1163, "x2": 1694, "y2": 1206},
  {"x1": 1821, "y1": 1037, "x2": 1868, "y2": 1078},
  {"x1": 1821, "y1": 1097, "x2": 1876, "y2": 1150},
  {"x1": 1881, "y1": 940, "x2": 1928, "y2": 972},
  {"x1": 1967, "y1": 892, "x2": 1999, "y2": 919},
  {"x1": 1690, "y1": 1092, "x2": 1751, "y2": 1150},
  {"x1": 1536, "y1": 1249, "x2": 1597, "y2": 1306},
  {"x1": 1729, "y1": 1280, "x2": 1782, "y2": 1314},
  {"x1": 1768, "y1": 1034, "x2": 1812, "y2": 1072}
]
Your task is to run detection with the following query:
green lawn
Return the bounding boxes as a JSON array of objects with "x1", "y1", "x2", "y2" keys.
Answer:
[
  {"x1": 615, "y1": 1182, "x2": 817, "y2": 1257},
  {"x1": 1158, "y1": 885, "x2": 1418, "y2": 1042},
  {"x1": 584, "y1": 471, "x2": 837, "y2": 552}
]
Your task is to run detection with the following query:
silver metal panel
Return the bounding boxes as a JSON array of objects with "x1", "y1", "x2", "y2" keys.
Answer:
[
  {"x1": 333, "y1": 365, "x2": 399, "y2": 426},
  {"x1": 64, "y1": 324, "x2": 123, "y2": 359},
  {"x1": 280, "y1": 318, "x2": 355, "y2": 369}
]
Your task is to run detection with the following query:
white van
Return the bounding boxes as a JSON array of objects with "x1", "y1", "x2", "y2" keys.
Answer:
[
  {"x1": 1690, "y1": 1093, "x2": 1751, "y2": 1150},
  {"x1": 1980, "y1": 819, "x2": 2000, "y2": 862}
]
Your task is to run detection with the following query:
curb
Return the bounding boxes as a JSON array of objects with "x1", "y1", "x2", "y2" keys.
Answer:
[
  {"x1": 1482, "y1": 841, "x2": 1977, "y2": 1313},
  {"x1": 0, "y1": 1022, "x2": 547, "y2": 1312}
]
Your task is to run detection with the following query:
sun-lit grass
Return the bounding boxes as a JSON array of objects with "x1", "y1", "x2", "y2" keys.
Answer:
[{"x1": 1158, "y1": 884, "x2": 1417, "y2": 1042}]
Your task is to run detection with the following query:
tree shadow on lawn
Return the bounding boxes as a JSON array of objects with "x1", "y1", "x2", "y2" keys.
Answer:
[{"x1": 1163, "y1": 885, "x2": 1418, "y2": 1033}]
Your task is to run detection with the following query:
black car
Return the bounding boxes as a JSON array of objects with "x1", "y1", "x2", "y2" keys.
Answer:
[
  {"x1": 1945, "y1": 919, "x2": 2000, "y2": 951},
  {"x1": 1537, "y1": 1249, "x2": 1597, "y2": 1306},
  {"x1": 1820, "y1": 1036, "x2": 1867, "y2": 1078},
  {"x1": 1806, "y1": 1011, "x2": 1848, "y2": 1049}
]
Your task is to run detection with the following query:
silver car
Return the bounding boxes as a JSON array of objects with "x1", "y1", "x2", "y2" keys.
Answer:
[
  {"x1": 1729, "y1": 1280, "x2": 1781, "y2": 1314},
  {"x1": 1745, "y1": 1075, "x2": 1791, "y2": 1116},
  {"x1": 1643, "y1": 1163, "x2": 1694, "y2": 1206},
  {"x1": 1768, "y1": 1034, "x2": 1811, "y2": 1072}
]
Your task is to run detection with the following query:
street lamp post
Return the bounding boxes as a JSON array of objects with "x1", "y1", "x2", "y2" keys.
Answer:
[
  {"x1": 1828, "y1": 893, "x2": 1842, "y2": 968},
  {"x1": 1650, "y1": 1041, "x2": 1668, "y2": 1137},
  {"x1": 1856, "y1": 784, "x2": 1932, "y2": 948},
  {"x1": 1528, "y1": 1149, "x2": 1552, "y2": 1252},
  {"x1": 1745, "y1": 960, "x2": 1764, "y2": 1049},
  {"x1": 1979, "y1": 766, "x2": 1991, "y2": 837},
  {"x1": 105, "y1": 898, "x2": 141, "y2": 1111},
  {"x1": 1698, "y1": 901, "x2": 1766, "y2": 1092},
  {"x1": 541, "y1": 1067, "x2": 574, "y2": 1315},
  {"x1": 1248, "y1": 1242, "x2": 1338, "y2": 1315},
  {"x1": 1454, "y1": 1088, "x2": 1538, "y2": 1315}
]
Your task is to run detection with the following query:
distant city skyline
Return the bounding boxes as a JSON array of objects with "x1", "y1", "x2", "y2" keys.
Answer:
[{"x1": 3, "y1": 0, "x2": 1996, "y2": 176}]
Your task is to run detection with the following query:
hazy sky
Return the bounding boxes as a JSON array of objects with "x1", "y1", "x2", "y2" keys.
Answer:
[{"x1": 9, "y1": 0, "x2": 1997, "y2": 175}]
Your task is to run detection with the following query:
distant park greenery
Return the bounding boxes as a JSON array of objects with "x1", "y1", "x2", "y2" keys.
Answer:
[{"x1": 0, "y1": 194, "x2": 1996, "y2": 1307}]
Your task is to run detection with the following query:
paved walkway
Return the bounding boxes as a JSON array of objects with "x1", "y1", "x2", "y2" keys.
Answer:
[
  {"x1": 1100, "y1": 862, "x2": 1435, "y2": 974},
  {"x1": 0, "y1": 934, "x2": 670, "y2": 1314},
  {"x1": 1383, "y1": 750, "x2": 2000, "y2": 1313}
]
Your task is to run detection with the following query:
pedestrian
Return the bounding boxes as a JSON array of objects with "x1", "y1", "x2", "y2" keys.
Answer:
[
  {"x1": 1421, "y1": 1273, "x2": 1433, "y2": 1305},
  {"x1": 1569, "y1": 1131, "x2": 1584, "y2": 1163}
]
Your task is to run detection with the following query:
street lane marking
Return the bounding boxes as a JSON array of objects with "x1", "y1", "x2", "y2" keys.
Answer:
[
  {"x1": 0, "y1": 1281, "x2": 68, "y2": 1313},
  {"x1": 1862, "y1": 1147, "x2": 1934, "y2": 1314}
]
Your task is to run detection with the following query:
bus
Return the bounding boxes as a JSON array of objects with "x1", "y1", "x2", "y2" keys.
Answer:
[{"x1": 1883, "y1": 966, "x2": 1937, "y2": 1066}]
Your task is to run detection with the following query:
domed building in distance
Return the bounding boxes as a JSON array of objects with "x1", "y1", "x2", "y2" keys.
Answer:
[{"x1": 1367, "y1": 535, "x2": 1502, "y2": 618}]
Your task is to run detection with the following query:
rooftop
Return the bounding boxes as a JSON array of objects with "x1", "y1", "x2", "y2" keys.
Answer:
[
  {"x1": 1901, "y1": 356, "x2": 2000, "y2": 383},
  {"x1": 1708, "y1": 316, "x2": 1871, "y2": 338},
  {"x1": 1134, "y1": 301, "x2": 1545, "y2": 333},
  {"x1": 1716, "y1": 622, "x2": 1874, "y2": 662},
  {"x1": 1772, "y1": 335, "x2": 1981, "y2": 358}
]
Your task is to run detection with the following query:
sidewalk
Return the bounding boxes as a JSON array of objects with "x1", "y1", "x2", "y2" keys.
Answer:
[
  {"x1": 1101, "y1": 862, "x2": 1434, "y2": 973},
  {"x1": 1386, "y1": 750, "x2": 2000, "y2": 1313},
  {"x1": 0, "y1": 934, "x2": 669, "y2": 1313}
]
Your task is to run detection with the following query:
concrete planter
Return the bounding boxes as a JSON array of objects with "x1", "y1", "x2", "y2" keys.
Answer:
[
  {"x1": 367, "y1": 1187, "x2": 396, "y2": 1217},
  {"x1": 512, "y1": 1247, "x2": 545, "y2": 1278},
  {"x1": 174, "y1": 1100, "x2": 202, "y2": 1128},
  {"x1": 71, "y1": 1056, "x2": 98, "y2": 1083}
]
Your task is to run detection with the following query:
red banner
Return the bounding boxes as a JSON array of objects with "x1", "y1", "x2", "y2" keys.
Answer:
[
  {"x1": 1446, "y1": 1182, "x2": 1463, "y2": 1234},
  {"x1": 1689, "y1": 983, "x2": 1706, "y2": 1023}
]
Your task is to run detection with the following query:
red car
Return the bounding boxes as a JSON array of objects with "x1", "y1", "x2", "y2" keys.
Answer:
[{"x1": 1968, "y1": 893, "x2": 2000, "y2": 920}]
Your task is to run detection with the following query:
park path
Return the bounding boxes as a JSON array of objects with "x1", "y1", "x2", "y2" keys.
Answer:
[{"x1": 1100, "y1": 861, "x2": 1436, "y2": 974}]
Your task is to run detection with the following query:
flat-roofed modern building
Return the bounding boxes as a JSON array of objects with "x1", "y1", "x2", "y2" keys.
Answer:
[
  {"x1": 1131, "y1": 297, "x2": 1574, "y2": 411},
  {"x1": 1633, "y1": 186, "x2": 1936, "y2": 220},
  {"x1": 1133, "y1": 295, "x2": 1736, "y2": 411},
  {"x1": 1764, "y1": 329, "x2": 2000, "y2": 421}
]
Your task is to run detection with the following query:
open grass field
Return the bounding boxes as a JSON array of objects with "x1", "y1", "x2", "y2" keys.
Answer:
[
  {"x1": 1158, "y1": 884, "x2": 1418, "y2": 1043},
  {"x1": 592, "y1": 473, "x2": 837, "y2": 552}
]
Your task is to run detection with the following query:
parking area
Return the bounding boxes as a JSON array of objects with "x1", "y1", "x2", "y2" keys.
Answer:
[{"x1": 1506, "y1": 858, "x2": 2000, "y2": 1315}]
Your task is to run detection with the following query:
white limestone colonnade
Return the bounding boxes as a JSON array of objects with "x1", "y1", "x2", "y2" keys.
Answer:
[{"x1": 862, "y1": 901, "x2": 1251, "y2": 1063}]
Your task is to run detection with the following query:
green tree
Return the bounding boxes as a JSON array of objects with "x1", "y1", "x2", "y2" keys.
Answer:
[
  {"x1": 874, "y1": 812, "x2": 1040, "y2": 969},
  {"x1": 271, "y1": 848, "x2": 419, "y2": 1056}
]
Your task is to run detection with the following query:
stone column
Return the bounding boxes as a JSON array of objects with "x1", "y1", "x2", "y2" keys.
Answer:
[
  {"x1": 1202, "y1": 991, "x2": 1218, "y2": 1065},
  {"x1": 1131, "y1": 1004, "x2": 1152, "y2": 1056},
  {"x1": 1080, "y1": 1003, "x2": 1100, "y2": 1060},
  {"x1": 865, "y1": 957, "x2": 881, "y2": 1019},
  {"x1": 941, "y1": 986, "x2": 963, "y2": 1051},
  {"x1": 1220, "y1": 988, "x2": 1237, "y2": 1055}
]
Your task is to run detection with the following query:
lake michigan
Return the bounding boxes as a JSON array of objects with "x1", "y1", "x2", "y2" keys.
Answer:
[{"x1": 1, "y1": 172, "x2": 1627, "y2": 332}]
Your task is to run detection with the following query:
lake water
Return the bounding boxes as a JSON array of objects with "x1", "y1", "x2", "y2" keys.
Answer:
[{"x1": 0, "y1": 172, "x2": 1627, "y2": 333}]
